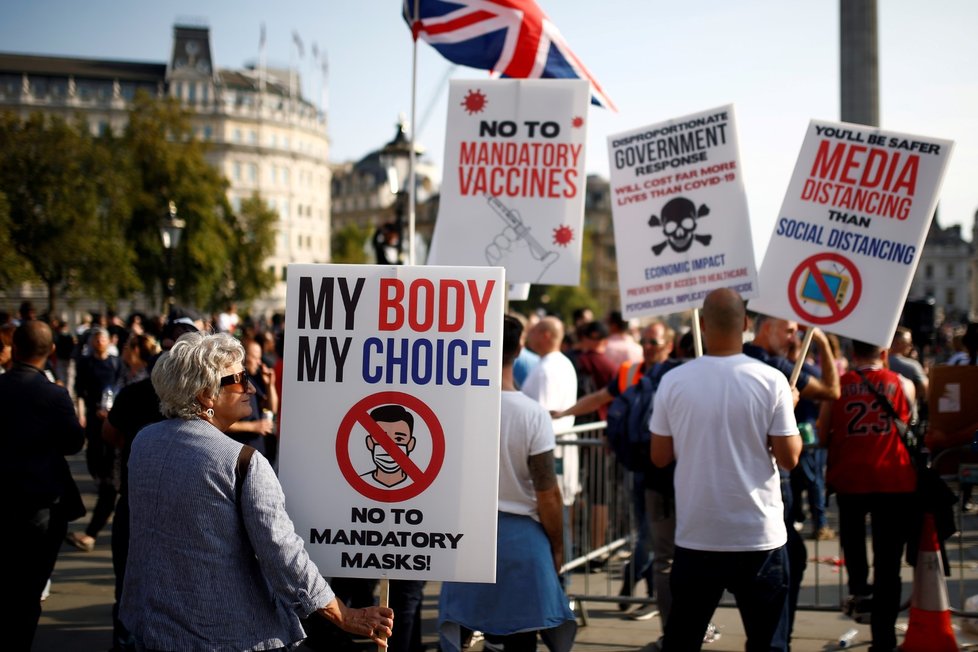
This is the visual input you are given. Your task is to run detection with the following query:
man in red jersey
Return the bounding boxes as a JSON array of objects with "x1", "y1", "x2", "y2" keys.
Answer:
[{"x1": 818, "y1": 340, "x2": 916, "y2": 652}]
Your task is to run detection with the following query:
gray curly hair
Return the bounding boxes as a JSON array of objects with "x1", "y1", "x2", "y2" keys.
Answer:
[{"x1": 151, "y1": 331, "x2": 245, "y2": 419}]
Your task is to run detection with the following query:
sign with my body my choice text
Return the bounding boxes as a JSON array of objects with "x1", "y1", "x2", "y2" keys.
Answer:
[
  {"x1": 751, "y1": 120, "x2": 953, "y2": 347},
  {"x1": 428, "y1": 79, "x2": 589, "y2": 285},
  {"x1": 278, "y1": 264, "x2": 504, "y2": 582},
  {"x1": 607, "y1": 105, "x2": 758, "y2": 319}
]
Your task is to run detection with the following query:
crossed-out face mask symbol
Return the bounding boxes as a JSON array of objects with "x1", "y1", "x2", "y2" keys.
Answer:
[
  {"x1": 361, "y1": 404, "x2": 417, "y2": 488},
  {"x1": 649, "y1": 197, "x2": 712, "y2": 255}
]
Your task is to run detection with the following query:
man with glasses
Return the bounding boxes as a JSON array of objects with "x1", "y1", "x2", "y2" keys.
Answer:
[{"x1": 226, "y1": 338, "x2": 278, "y2": 462}]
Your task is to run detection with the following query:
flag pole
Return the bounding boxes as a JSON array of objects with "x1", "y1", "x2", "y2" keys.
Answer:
[{"x1": 408, "y1": 0, "x2": 420, "y2": 266}]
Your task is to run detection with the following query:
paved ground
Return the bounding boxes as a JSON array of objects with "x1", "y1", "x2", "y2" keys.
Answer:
[{"x1": 34, "y1": 455, "x2": 978, "y2": 651}]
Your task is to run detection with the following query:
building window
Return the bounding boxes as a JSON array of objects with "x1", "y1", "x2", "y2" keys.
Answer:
[
  {"x1": 233, "y1": 128, "x2": 242, "y2": 143},
  {"x1": 925, "y1": 264, "x2": 933, "y2": 280},
  {"x1": 947, "y1": 288, "x2": 955, "y2": 307},
  {"x1": 201, "y1": 84, "x2": 209, "y2": 104},
  {"x1": 203, "y1": 125, "x2": 213, "y2": 140},
  {"x1": 283, "y1": 168, "x2": 290, "y2": 186},
  {"x1": 233, "y1": 162, "x2": 242, "y2": 180},
  {"x1": 248, "y1": 164, "x2": 258, "y2": 182},
  {"x1": 188, "y1": 82, "x2": 196, "y2": 103},
  {"x1": 947, "y1": 264, "x2": 954, "y2": 278},
  {"x1": 281, "y1": 266, "x2": 288, "y2": 281},
  {"x1": 249, "y1": 130, "x2": 258, "y2": 145}
]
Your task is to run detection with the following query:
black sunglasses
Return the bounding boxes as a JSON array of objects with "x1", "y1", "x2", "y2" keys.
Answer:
[{"x1": 219, "y1": 372, "x2": 252, "y2": 392}]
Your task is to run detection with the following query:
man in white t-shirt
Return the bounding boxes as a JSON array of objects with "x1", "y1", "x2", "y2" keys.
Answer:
[
  {"x1": 650, "y1": 289, "x2": 801, "y2": 651},
  {"x1": 521, "y1": 317, "x2": 579, "y2": 509}
]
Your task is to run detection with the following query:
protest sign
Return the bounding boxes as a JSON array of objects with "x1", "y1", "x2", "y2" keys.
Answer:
[
  {"x1": 279, "y1": 264, "x2": 504, "y2": 582},
  {"x1": 751, "y1": 120, "x2": 953, "y2": 346},
  {"x1": 606, "y1": 105, "x2": 758, "y2": 319},
  {"x1": 427, "y1": 79, "x2": 589, "y2": 285}
]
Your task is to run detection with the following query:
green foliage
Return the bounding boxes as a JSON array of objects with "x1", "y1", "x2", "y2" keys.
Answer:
[
  {"x1": 331, "y1": 222, "x2": 371, "y2": 264},
  {"x1": 121, "y1": 91, "x2": 233, "y2": 310},
  {"x1": 0, "y1": 112, "x2": 137, "y2": 312},
  {"x1": 0, "y1": 190, "x2": 35, "y2": 286},
  {"x1": 220, "y1": 193, "x2": 278, "y2": 307},
  {"x1": 0, "y1": 94, "x2": 281, "y2": 313}
]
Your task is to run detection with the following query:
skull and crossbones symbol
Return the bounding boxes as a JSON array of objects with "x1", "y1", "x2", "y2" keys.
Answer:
[{"x1": 648, "y1": 197, "x2": 712, "y2": 255}]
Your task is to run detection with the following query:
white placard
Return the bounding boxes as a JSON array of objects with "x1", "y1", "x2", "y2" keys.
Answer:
[
  {"x1": 279, "y1": 264, "x2": 504, "y2": 582},
  {"x1": 750, "y1": 120, "x2": 953, "y2": 346},
  {"x1": 606, "y1": 105, "x2": 758, "y2": 319},
  {"x1": 428, "y1": 79, "x2": 589, "y2": 286}
]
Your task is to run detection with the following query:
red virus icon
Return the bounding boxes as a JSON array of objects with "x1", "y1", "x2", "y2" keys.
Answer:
[
  {"x1": 553, "y1": 225, "x2": 574, "y2": 247},
  {"x1": 572, "y1": 116, "x2": 584, "y2": 128},
  {"x1": 461, "y1": 89, "x2": 488, "y2": 114}
]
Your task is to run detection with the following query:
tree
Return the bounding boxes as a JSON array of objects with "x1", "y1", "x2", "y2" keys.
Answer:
[
  {"x1": 0, "y1": 190, "x2": 36, "y2": 288},
  {"x1": 121, "y1": 91, "x2": 235, "y2": 311},
  {"x1": 220, "y1": 193, "x2": 278, "y2": 307},
  {"x1": 331, "y1": 222, "x2": 371, "y2": 264},
  {"x1": 0, "y1": 112, "x2": 137, "y2": 314}
]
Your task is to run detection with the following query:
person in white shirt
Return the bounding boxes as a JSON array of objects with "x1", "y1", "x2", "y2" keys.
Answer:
[
  {"x1": 521, "y1": 317, "x2": 579, "y2": 510},
  {"x1": 651, "y1": 288, "x2": 801, "y2": 651}
]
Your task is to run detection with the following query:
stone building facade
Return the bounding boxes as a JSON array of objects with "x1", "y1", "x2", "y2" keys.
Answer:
[{"x1": 0, "y1": 23, "x2": 329, "y2": 312}]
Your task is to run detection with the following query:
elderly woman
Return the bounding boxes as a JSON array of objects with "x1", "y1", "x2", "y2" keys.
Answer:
[{"x1": 120, "y1": 332, "x2": 393, "y2": 650}]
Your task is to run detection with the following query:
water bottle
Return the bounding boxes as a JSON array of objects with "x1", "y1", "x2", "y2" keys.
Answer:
[{"x1": 838, "y1": 628, "x2": 858, "y2": 648}]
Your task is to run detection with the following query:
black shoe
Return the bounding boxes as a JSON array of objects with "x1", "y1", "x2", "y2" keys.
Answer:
[{"x1": 843, "y1": 594, "x2": 873, "y2": 624}]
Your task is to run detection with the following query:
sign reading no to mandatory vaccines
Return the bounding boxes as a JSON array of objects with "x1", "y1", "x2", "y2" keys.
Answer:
[
  {"x1": 427, "y1": 78, "x2": 589, "y2": 286},
  {"x1": 750, "y1": 120, "x2": 953, "y2": 347},
  {"x1": 607, "y1": 105, "x2": 758, "y2": 320},
  {"x1": 279, "y1": 264, "x2": 504, "y2": 582}
]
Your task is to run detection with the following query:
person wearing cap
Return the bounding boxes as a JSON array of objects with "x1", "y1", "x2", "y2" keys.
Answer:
[{"x1": 120, "y1": 332, "x2": 394, "y2": 649}]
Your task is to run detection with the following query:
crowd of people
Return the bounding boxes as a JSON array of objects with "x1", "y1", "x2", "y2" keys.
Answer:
[{"x1": 6, "y1": 293, "x2": 978, "y2": 651}]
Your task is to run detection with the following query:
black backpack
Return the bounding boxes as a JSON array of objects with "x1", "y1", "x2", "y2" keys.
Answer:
[{"x1": 604, "y1": 361, "x2": 679, "y2": 494}]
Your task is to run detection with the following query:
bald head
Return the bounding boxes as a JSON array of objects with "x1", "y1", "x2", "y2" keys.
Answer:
[
  {"x1": 702, "y1": 289, "x2": 745, "y2": 333},
  {"x1": 13, "y1": 320, "x2": 54, "y2": 365},
  {"x1": 529, "y1": 316, "x2": 565, "y2": 355},
  {"x1": 700, "y1": 289, "x2": 747, "y2": 356}
]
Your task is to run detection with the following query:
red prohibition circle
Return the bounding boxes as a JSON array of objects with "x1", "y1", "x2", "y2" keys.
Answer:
[
  {"x1": 335, "y1": 390, "x2": 446, "y2": 503},
  {"x1": 787, "y1": 252, "x2": 863, "y2": 325}
]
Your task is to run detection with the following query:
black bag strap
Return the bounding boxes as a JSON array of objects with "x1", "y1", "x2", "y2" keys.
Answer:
[
  {"x1": 855, "y1": 368, "x2": 915, "y2": 454},
  {"x1": 235, "y1": 444, "x2": 256, "y2": 507}
]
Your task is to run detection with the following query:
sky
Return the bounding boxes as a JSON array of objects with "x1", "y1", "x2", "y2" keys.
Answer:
[{"x1": 3, "y1": 0, "x2": 976, "y2": 262}]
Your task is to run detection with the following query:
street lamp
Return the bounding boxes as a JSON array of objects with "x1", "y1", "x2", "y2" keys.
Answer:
[
  {"x1": 159, "y1": 200, "x2": 186, "y2": 312},
  {"x1": 377, "y1": 119, "x2": 413, "y2": 264}
]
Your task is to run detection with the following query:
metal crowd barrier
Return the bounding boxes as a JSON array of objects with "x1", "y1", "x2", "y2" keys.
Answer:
[{"x1": 553, "y1": 423, "x2": 978, "y2": 628}]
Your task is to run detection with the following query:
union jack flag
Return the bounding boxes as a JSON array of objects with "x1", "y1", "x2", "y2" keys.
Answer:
[{"x1": 403, "y1": 0, "x2": 616, "y2": 110}]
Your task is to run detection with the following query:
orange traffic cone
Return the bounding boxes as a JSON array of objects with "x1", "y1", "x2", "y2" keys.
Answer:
[{"x1": 901, "y1": 513, "x2": 958, "y2": 651}]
